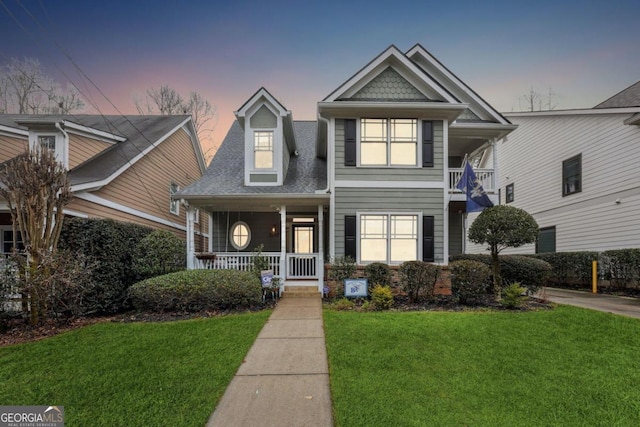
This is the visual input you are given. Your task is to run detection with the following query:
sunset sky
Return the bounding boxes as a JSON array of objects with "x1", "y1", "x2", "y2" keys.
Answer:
[{"x1": 2, "y1": 0, "x2": 639, "y2": 155}]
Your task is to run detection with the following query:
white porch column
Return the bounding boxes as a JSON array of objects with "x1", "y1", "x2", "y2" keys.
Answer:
[
  {"x1": 207, "y1": 212, "x2": 213, "y2": 253},
  {"x1": 279, "y1": 205, "x2": 286, "y2": 280},
  {"x1": 186, "y1": 207, "x2": 195, "y2": 269},
  {"x1": 492, "y1": 138, "x2": 499, "y2": 193},
  {"x1": 318, "y1": 204, "x2": 324, "y2": 292}
]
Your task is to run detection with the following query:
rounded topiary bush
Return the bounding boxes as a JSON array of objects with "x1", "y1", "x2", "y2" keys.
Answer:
[
  {"x1": 129, "y1": 269, "x2": 261, "y2": 312},
  {"x1": 450, "y1": 260, "x2": 491, "y2": 305},
  {"x1": 399, "y1": 260, "x2": 440, "y2": 302},
  {"x1": 370, "y1": 284, "x2": 394, "y2": 310},
  {"x1": 133, "y1": 229, "x2": 185, "y2": 280}
]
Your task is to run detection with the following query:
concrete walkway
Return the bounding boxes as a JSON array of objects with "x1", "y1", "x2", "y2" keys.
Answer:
[
  {"x1": 207, "y1": 297, "x2": 333, "y2": 427},
  {"x1": 538, "y1": 287, "x2": 640, "y2": 319}
]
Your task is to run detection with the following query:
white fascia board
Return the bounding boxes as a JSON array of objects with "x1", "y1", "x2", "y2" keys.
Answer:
[
  {"x1": 0, "y1": 125, "x2": 28, "y2": 137},
  {"x1": 182, "y1": 120, "x2": 207, "y2": 174},
  {"x1": 236, "y1": 88, "x2": 288, "y2": 117},
  {"x1": 450, "y1": 122, "x2": 518, "y2": 140},
  {"x1": 62, "y1": 121, "x2": 125, "y2": 143},
  {"x1": 180, "y1": 193, "x2": 330, "y2": 202},
  {"x1": 63, "y1": 209, "x2": 89, "y2": 218},
  {"x1": 70, "y1": 116, "x2": 192, "y2": 192},
  {"x1": 505, "y1": 107, "x2": 640, "y2": 118},
  {"x1": 406, "y1": 45, "x2": 509, "y2": 125},
  {"x1": 75, "y1": 192, "x2": 187, "y2": 231},
  {"x1": 323, "y1": 46, "x2": 457, "y2": 103},
  {"x1": 334, "y1": 180, "x2": 445, "y2": 189},
  {"x1": 317, "y1": 101, "x2": 467, "y2": 122}
]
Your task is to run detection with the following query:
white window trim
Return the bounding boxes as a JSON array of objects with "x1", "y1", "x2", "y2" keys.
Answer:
[
  {"x1": 357, "y1": 118, "x2": 421, "y2": 168},
  {"x1": 169, "y1": 182, "x2": 180, "y2": 215},
  {"x1": 29, "y1": 132, "x2": 68, "y2": 168},
  {"x1": 193, "y1": 208, "x2": 200, "y2": 224},
  {"x1": 356, "y1": 211, "x2": 422, "y2": 265},
  {"x1": 230, "y1": 221, "x2": 251, "y2": 250},
  {"x1": 0, "y1": 225, "x2": 25, "y2": 254}
]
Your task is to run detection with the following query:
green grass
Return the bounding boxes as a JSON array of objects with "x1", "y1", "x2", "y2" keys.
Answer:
[
  {"x1": 0, "y1": 311, "x2": 270, "y2": 427},
  {"x1": 324, "y1": 306, "x2": 640, "y2": 426}
]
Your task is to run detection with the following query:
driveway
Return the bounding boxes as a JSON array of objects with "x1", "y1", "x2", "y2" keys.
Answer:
[{"x1": 538, "y1": 287, "x2": 640, "y2": 319}]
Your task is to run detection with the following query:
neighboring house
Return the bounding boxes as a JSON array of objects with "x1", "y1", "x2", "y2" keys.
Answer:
[
  {"x1": 178, "y1": 44, "x2": 515, "y2": 292},
  {"x1": 468, "y1": 80, "x2": 640, "y2": 254},
  {"x1": 0, "y1": 114, "x2": 209, "y2": 254}
]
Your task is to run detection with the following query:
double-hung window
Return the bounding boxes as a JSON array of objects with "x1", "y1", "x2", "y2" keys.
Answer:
[
  {"x1": 360, "y1": 119, "x2": 417, "y2": 166},
  {"x1": 254, "y1": 131, "x2": 274, "y2": 169},
  {"x1": 360, "y1": 214, "x2": 418, "y2": 264},
  {"x1": 562, "y1": 154, "x2": 581, "y2": 196}
]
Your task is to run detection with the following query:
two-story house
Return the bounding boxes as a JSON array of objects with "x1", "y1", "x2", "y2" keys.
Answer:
[
  {"x1": 468, "y1": 80, "x2": 640, "y2": 254},
  {"x1": 178, "y1": 44, "x2": 515, "y2": 292},
  {"x1": 0, "y1": 114, "x2": 209, "y2": 254}
]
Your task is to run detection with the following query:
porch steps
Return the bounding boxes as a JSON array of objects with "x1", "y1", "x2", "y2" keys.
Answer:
[{"x1": 282, "y1": 285, "x2": 321, "y2": 298}]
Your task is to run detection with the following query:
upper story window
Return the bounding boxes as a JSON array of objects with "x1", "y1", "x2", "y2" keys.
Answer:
[
  {"x1": 254, "y1": 131, "x2": 274, "y2": 169},
  {"x1": 169, "y1": 182, "x2": 180, "y2": 215},
  {"x1": 562, "y1": 154, "x2": 581, "y2": 197},
  {"x1": 505, "y1": 183, "x2": 514, "y2": 203},
  {"x1": 360, "y1": 119, "x2": 417, "y2": 166},
  {"x1": 38, "y1": 135, "x2": 56, "y2": 152}
]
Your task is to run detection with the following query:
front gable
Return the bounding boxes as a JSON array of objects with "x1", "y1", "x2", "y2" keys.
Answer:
[{"x1": 349, "y1": 67, "x2": 429, "y2": 102}]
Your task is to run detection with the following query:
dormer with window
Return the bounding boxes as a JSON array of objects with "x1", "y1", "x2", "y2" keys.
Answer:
[
  {"x1": 28, "y1": 128, "x2": 68, "y2": 167},
  {"x1": 235, "y1": 88, "x2": 297, "y2": 186}
]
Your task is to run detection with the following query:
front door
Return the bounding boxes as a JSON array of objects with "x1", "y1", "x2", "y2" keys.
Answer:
[{"x1": 292, "y1": 224, "x2": 314, "y2": 254}]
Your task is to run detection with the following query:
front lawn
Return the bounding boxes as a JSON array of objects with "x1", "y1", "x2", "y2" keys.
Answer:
[
  {"x1": 324, "y1": 306, "x2": 640, "y2": 426},
  {"x1": 0, "y1": 311, "x2": 270, "y2": 427}
]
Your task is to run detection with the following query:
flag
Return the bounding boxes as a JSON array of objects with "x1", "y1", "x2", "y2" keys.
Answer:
[{"x1": 455, "y1": 161, "x2": 494, "y2": 213}]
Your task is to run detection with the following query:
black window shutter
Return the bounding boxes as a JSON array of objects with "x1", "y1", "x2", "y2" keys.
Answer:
[
  {"x1": 422, "y1": 121, "x2": 434, "y2": 167},
  {"x1": 344, "y1": 119, "x2": 356, "y2": 166},
  {"x1": 423, "y1": 215, "x2": 434, "y2": 262},
  {"x1": 344, "y1": 215, "x2": 357, "y2": 259}
]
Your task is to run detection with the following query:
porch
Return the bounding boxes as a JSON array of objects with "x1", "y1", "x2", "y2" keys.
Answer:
[{"x1": 193, "y1": 252, "x2": 322, "y2": 280}]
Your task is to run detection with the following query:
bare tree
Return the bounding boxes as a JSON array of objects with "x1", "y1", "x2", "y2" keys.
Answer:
[
  {"x1": 0, "y1": 148, "x2": 72, "y2": 325},
  {"x1": 134, "y1": 85, "x2": 217, "y2": 158},
  {"x1": 518, "y1": 86, "x2": 558, "y2": 112},
  {"x1": 0, "y1": 57, "x2": 85, "y2": 114}
]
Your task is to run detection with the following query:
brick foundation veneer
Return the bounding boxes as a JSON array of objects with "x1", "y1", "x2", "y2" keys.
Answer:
[{"x1": 324, "y1": 264, "x2": 451, "y2": 298}]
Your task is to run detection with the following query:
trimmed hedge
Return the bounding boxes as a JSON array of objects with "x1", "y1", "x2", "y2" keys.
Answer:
[
  {"x1": 529, "y1": 252, "x2": 598, "y2": 286},
  {"x1": 450, "y1": 254, "x2": 551, "y2": 294},
  {"x1": 399, "y1": 261, "x2": 440, "y2": 302},
  {"x1": 133, "y1": 229, "x2": 186, "y2": 280},
  {"x1": 128, "y1": 269, "x2": 262, "y2": 312},
  {"x1": 602, "y1": 249, "x2": 640, "y2": 289},
  {"x1": 364, "y1": 262, "x2": 391, "y2": 288},
  {"x1": 59, "y1": 217, "x2": 153, "y2": 313}
]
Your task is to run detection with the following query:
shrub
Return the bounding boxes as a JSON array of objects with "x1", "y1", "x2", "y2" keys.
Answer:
[
  {"x1": 128, "y1": 269, "x2": 261, "y2": 312},
  {"x1": 500, "y1": 282, "x2": 527, "y2": 309},
  {"x1": 364, "y1": 263, "x2": 391, "y2": 289},
  {"x1": 602, "y1": 249, "x2": 640, "y2": 289},
  {"x1": 250, "y1": 244, "x2": 271, "y2": 280},
  {"x1": 531, "y1": 252, "x2": 598, "y2": 286},
  {"x1": 450, "y1": 254, "x2": 551, "y2": 294},
  {"x1": 399, "y1": 261, "x2": 440, "y2": 302},
  {"x1": 370, "y1": 285, "x2": 394, "y2": 310},
  {"x1": 332, "y1": 297, "x2": 355, "y2": 311},
  {"x1": 133, "y1": 230, "x2": 185, "y2": 279},
  {"x1": 329, "y1": 256, "x2": 356, "y2": 282},
  {"x1": 59, "y1": 217, "x2": 153, "y2": 313},
  {"x1": 450, "y1": 260, "x2": 491, "y2": 305}
]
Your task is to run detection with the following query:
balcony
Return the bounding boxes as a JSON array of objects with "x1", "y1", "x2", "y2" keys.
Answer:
[{"x1": 448, "y1": 168, "x2": 495, "y2": 193}]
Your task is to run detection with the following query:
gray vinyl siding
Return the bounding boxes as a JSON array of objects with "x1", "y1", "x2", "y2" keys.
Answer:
[
  {"x1": 250, "y1": 105, "x2": 277, "y2": 128},
  {"x1": 448, "y1": 210, "x2": 463, "y2": 256},
  {"x1": 210, "y1": 211, "x2": 281, "y2": 252},
  {"x1": 335, "y1": 119, "x2": 444, "y2": 181},
  {"x1": 334, "y1": 187, "x2": 445, "y2": 262}
]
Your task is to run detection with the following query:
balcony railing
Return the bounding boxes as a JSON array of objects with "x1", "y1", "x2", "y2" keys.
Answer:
[{"x1": 449, "y1": 168, "x2": 495, "y2": 193}]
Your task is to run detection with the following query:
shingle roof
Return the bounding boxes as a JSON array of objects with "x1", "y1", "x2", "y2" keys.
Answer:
[
  {"x1": 179, "y1": 120, "x2": 326, "y2": 196},
  {"x1": 0, "y1": 114, "x2": 191, "y2": 186},
  {"x1": 594, "y1": 80, "x2": 640, "y2": 108}
]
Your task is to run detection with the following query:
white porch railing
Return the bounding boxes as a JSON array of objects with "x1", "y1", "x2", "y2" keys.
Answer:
[
  {"x1": 195, "y1": 252, "x2": 281, "y2": 277},
  {"x1": 194, "y1": 252, "x2": 321, "y2": 279},
  {"x1": 449, "y1": 168, "x2": 495, "y2": 193},
  {"x1": 286, "y1": 253, "x2": 320, "y2": 279}
]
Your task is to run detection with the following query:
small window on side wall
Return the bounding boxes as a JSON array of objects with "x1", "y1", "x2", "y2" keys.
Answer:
[
  {"x1": 562, "y1": 154, "x2": 581, "y2": 196},
  {"x1": 169, "y1": 182, "x2": 180, "y2": 215},
  {"x1": 230, "y1": 221, "x2": 251, "y2": 250},
  {"x1": 505, "y1": 183, "x2": 514, "y2": 203}
]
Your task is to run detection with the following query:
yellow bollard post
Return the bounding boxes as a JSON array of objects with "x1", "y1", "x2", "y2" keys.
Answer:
[{"x1": 592, "y1": 260, "x2": 598, "y2": 294}]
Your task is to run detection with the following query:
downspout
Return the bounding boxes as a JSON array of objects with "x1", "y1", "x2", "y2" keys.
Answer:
[{"x1": 316, "y1": 113, "x2": 333, "y2": 263}]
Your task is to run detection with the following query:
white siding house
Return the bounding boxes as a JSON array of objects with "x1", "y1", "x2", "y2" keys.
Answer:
[{"x1": 467, "y1": 80, "x2": 640, "y2": 254}]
